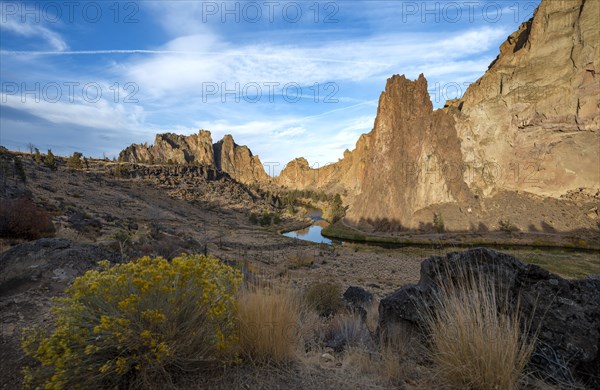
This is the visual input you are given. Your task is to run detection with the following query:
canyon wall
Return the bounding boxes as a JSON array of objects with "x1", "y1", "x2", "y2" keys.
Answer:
[
  {"x1": 277, "y1": 0, "x2": 599, "y2": 228},
  {"x1": 450, "y1": 0, "x2": 599, "y2": 198}
]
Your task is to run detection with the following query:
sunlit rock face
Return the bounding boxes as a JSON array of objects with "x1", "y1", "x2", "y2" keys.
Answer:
[
  {"x1": 277, "y1": 0, "x2": 599, "y2": 229},
  {"x1": 119, "y1": 130, "x2": 268, "y2": 185}
]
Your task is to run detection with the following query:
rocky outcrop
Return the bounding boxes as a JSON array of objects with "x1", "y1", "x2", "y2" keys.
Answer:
[
  {"x1": 119, "y1": 130, "x2": 268, "y2": 184},
  {"x1": 277, "y1": 0, "x2": 599, "y2": 230},
  {"x1": 378, "y1": 248, "x2": 600, "y2": 387},
  {"x1": 213, "y1": 135, "x2": 269, "y2": 184},
  {"x1": 120, "y1": 130, "x2": 215, "y2": 166},
  {"x1": 347, "y1": 75, "x2": 473, "y2": 227}
]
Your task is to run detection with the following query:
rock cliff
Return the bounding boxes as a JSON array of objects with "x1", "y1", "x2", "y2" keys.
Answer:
[
  {"x1": 450, "y1": 0, "x2": 599, "y2": 198},
  {"x1": 277, "y1": 0, "x2": 599, "y2": 229},
  {"x1": 119, "y1": 130, "x2": 268, "y2": 184}
]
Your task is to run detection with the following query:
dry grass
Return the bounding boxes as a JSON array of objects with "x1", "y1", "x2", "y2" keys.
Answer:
[
  {"x1": 304, "y1": 281, "x2": 344, "y2": 317},
  {"x1": 336, "y1": 320, "x2": 425, "y2": 388},
  {"x1": 286, "y1": 252, "x2": 315, "y2": 269},
  {"x1": 236, "y1": 284, "x2": 303, "y2": 365},
  {"x1": 423, "y1": 262, "x2": 536, "y2": 389}
]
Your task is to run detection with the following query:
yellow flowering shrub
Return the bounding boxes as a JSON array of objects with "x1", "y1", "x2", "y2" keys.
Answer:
[{"x1": 22, "y1": 254, "x2": 242, "y2": 389}]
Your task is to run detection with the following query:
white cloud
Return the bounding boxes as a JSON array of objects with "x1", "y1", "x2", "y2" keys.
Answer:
[
  {"x1": 115, "y1": 26, "x2": 507, "y2": 101},
  {"x1": 0, "y1": 16, "x2": 68, "y2": 51},
  {"x1": 1, "y1": 93, "x2": 145, "y2": 132}
]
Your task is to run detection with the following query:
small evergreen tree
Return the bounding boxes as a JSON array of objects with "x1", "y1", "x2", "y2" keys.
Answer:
[
  {"x1": 45, "y1": 150, "x2": 57, "y2": 170},
  {"x1": 433, "y1": 212, "x2": 445, "y2": 233},
  {"x1": 34, "y1": 148, "x2": 42, "y2": 164},
  {"x1": 67, "y1": 152, "x2": 83, "y2": 170},
  {"x1": 330, "y1": 193, "x2": 345, "y2": 223}
]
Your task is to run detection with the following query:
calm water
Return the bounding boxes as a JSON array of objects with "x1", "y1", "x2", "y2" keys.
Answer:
[
  {"x1": 283, "y1": 208, "x2": 335, "y2": 244},
  {"x1": 283, "y1": 224, "x2": 334, "y2": 245}
]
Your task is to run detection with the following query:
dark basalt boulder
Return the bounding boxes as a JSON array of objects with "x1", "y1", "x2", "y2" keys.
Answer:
[{"x1": 379, "y1": 248, "x2": 600, "y2": 387}]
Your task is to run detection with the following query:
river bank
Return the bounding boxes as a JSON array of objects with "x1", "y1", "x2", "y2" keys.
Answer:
[{"x1": 321, "y1": 220, "x2": 600, "y2": 251}]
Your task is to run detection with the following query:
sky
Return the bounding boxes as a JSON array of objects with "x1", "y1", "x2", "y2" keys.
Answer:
[{"x1": 0, "y1": 0, "x2": 541, "y2": 175}]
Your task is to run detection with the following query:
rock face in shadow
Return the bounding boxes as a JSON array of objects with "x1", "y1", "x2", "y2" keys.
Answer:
[
  {"x1": 277, "y1": 0, "x2": 599, "y2": 229},
  {"x1": 378, "y1": 248, "x2": 600, "y2": 387},
  {"x1": 119, "y1": 130, "x2": 268, "y2": 184}
]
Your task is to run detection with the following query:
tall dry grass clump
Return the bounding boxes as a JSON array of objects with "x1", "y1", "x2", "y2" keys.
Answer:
[
  {"x1": 236, "y1": 284, "x2": 303, "y2": 364},
  {"x1": 423, "y1": 261, "x2": 536, "y2": 389}
]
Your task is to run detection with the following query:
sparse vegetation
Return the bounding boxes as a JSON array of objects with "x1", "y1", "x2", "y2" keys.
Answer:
[
  {"x1": 66, "y1": 152, "x2": 83, "y2": 170},
  {"x1": 422, "y1": 261, "x2": 536, "y2": 389},
  {"x1": 33, "y1": 148, "x2": 42, "y2": 164},
  {"x1": 327, "y1": 193, "x2": 346, "y2": 223},
  {"x1": 111, "y1": 228, "x2": 132, "y2": 258},
  {"x1": 0, "y1": 197, "x2": 55, "y2": 240},
  {"x1": 44, "y1": 149, "x2": 57, "y2": 170},
  {"x1": 21, "y1": 255, "x2": 242, "y2": 389},
  {"x1": 305, "y1": 282, "x2": 344, "y2": 317},
  {"x1": 12, "y1": 156, "x2": 26, "y2": 184},
  {"x1": 248, "y1": 211, "x2": 281, "y2": 226},
  {"x1": 113, "y1": 163, "x2": 128, "y2": 177},
  {"x1": 287, "y1": 252, "x2": 315, "y2": 269},
  {"x1": 249, "y1": 212, "x2": 259, "y2": 224},
  {"x1": 237, "y1": 284, "x2": 302, "y2": 364},
  {"x1": 259, "y1": 212, "x2": 272, "y2": 226},
  {"x1": 286, "y1": 204, "x2": 296, "y2": 215},
  {"x1": 499, "y1": 219, "x2": 518, "y2": 233},
  {"x1": 433, "y1": 212, "x2": 444, "y2": 233}
]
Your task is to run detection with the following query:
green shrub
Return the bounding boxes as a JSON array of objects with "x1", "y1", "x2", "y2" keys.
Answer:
[
  {"x1": 67, "y1": 152, "x2": 83, "y2": 170},
  {"x1": 305, "y1": 282, "x2": 344, "y2": 317},
  {"x1": 249, "y1": 213, "x2": 258, "y2": 225},
  {"x1": 113, "y1": 164, "x2": 128, "y2": 177},
  {"x1": 433, "y1": 212, "x2": 444, "y2": 233},
  {"x1": 22, "y1": 255, "x2": 242, "y2": 389},
  {"x1": 45, "y1": 149, "x2": 57, "y2": 170},
  {"x1": 328, "y1": 193, "x2": 346, "y2": 223},
  {"x1": 259, "y1": 212, "x2": 272, "y2": 226},
  {"x1": 34, "y1": 148, "x2": 42, "y2": 164}
]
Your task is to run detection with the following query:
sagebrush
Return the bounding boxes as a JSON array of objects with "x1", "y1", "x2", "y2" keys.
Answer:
[{"x1": 22, "y1": 254, "x2": 242, "y2": 389}]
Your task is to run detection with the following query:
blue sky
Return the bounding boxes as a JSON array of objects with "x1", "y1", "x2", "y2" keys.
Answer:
[{"x1": 1, "y1": 0, "x2": 540, "y2": 175}]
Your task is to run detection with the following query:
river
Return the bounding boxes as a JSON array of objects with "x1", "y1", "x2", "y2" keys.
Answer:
[{"x1": 282, "y1": 208, "x2": 336, "y2": 245}]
